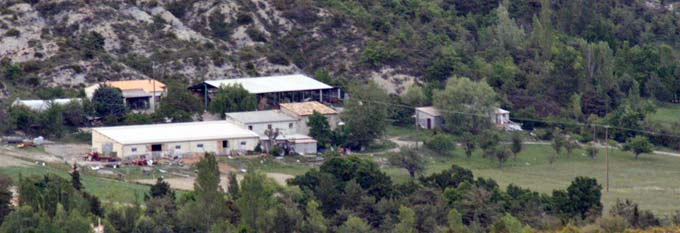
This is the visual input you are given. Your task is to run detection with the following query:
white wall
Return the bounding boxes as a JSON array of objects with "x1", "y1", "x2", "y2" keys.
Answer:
[{"x1": 246, "y1": 121, "x2": 297, "y2": 136}]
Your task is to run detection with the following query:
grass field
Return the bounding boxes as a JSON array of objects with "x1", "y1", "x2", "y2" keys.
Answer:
[
  {"x1": 649, "y1": 103, "x2": 680, "y2": 127},
  {"x1": 382, "y1": 144, "x2": 680, "y2": 216},
  {"x1": 0, "y1": 165, "x2": 151, "y2": 204}
]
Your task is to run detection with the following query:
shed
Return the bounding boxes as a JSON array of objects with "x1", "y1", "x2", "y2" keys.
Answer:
[
  {"x1": 279, "y1": 101, "x2": 339, "y2": 135},
  {"x1": 260, "y1": 134, "x2": 317, "y2": 155},
  {"x1": 225, "y1": 110, "x2": 298, "y2": 136},
  {"x1": 415, "y1": 106, "x2": 444, "y2": 129},
  {"x1": 91, "y1": 121, "x2": 260, "y2": 159}
]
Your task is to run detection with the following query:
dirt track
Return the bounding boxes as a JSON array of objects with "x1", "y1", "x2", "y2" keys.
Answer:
[{"x1": 134, "y1": 172, "x2": 293, "y2": 191}]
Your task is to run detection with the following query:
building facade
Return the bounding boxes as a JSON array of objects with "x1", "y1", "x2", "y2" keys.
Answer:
[
  {"x1": 85, "y1": 79, "x2": 167, "y2": 113},
  {"x1": 91, "y1": 121, "x2": 260, "y2": 159}
]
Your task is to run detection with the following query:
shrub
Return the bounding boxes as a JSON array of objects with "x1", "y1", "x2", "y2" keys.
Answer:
[
  {"x1": 246, "y1": 26, "x2": 267, "y2": 42},
  {"x1": 266, "y1": 50, "x2": 290, "y2": 66},
  {"x1": 425, "y1": 134, "x2": 455, "y2": 155},
  {"x1": 236, "y1": 12, "x2": 253, "y2": 25},
  {"x1": 4, "y1": 28, "x2": 20, "y2": 37}
]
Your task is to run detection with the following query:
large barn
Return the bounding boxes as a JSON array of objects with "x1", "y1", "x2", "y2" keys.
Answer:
[
  {"x1": 91, "y1": 121, "x2": 260, "y2": 159},
  {"x1": 190, "y1": 74, "x2": 339, "y2": 109}
]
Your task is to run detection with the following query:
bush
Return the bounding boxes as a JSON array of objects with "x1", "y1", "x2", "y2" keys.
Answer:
[
  {"x1": 246, "y1": 27, "x2": 267, "y2": 42},
  {"x1": 597, "y1": 215, "x2": 628, "y2": 233},
  {"x1": 425, "y1": 134, "x2": 455, "y2": 155},
  {"x1": 236, "y1": 12, "x2": 253, "y2": 25},
  {"x1": 4, "y1": 28, "x2": 20, "y2": 37},
  {"x1": 266, "y1": 50, "x2": 289, "y2": 65}
]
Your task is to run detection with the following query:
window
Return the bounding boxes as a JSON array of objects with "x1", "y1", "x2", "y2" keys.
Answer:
[
  {"x1": 223, "y1": 141, "x2": 228, "y2": 148},
  {"x1": 289, "y1": 123, "x2": 294, "y2": 129},
  {"x1": 175, "y1": 145, "x2": 181, "y2": 150},
  {"x1": 248, "y1": 125, "x2": 253, "y2": 130},
  {"x1": 131, "y1": 147, "x2": 137, "y2": 152},
  {"x1": 267, "y1": 124, "x2": 272, "y2": 129},
  {"x1": 197, "y1": 144, "x2": 204, "y2": 148},
  {"x1": 240, "y1": 141, "x2": 247, "y2": 146}
]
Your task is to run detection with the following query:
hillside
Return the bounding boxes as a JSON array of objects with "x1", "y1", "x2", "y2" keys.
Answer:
[{"x1": 3, "y1": 0, "x2": 680, "y2": 141}]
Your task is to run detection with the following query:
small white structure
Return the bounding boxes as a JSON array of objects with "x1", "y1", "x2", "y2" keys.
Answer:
[
  {"x1": 415, "y1": 106, "x2": 521, "y2": 131},
  {"x1": 85, "y1": 79, "x2": 166, "y2": 113},
  {"x1": 12, "y1": 98, "x2": 81, "y2": 112},
  {"x1": 260, "y1": 134, "x2": 318, "y2": 155},
  {"x1": 91, "y1": 121, "x2": 260, "y2": 159},
  {"x1": 280, "y1": 101, "x2": 339, "y2": 135},
  {"x1": 415, "y1": 106, "x2": 443, "y2": 130},
  {"x1": 225, "y1": 110, "x2": 298, "y2": 136}
]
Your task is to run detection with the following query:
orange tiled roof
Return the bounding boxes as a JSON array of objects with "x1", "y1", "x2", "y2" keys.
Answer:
[
  {"x1": 280, "y1": 101, "x2": 337, "y2": 116},
  {"x1": 106, "y1": 80, "x2": 166, "y2": 93}
]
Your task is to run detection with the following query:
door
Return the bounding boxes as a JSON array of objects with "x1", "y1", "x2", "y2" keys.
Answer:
[{"x1": 427, "y1": 118, "x2": 432, "y2": 129}]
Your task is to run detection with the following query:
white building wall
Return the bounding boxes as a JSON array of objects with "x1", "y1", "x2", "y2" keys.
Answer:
[
  {"x1": 246, "y1": 121, "x2": 297, "y2": 136},
  {"x1": 415, "y1": 110, "x2": 443, "y2": 129}
]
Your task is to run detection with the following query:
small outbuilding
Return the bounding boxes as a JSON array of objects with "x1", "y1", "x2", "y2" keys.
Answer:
[
  {"x1": 260, "y1": 134, "x2": 318, "y2": 155},
  {"x1": 225, "y1": 110, "x2": 298, "y2": 136},
  {"x1": 279, "y1": 101, "x2": 339, "y2": 135},
  {"x1": 12, "y1": 98, "x2": 81, "y2": 112},
  {"x1": 415, "y1": 106, "x2": 444, "y2": 130},
  {"x1": 91, "y1": 121, "x2": 260, "y2": 159}
]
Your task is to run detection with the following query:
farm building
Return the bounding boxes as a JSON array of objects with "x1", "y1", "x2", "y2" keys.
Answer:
[
  {"x1": 415, "y1": 106, "x2": 521, "y2": 131},
  {"x1": 91, "y1": 121, "x2": 259, "y2": 159},
  {"x1": 190, "y1": 74, "x2": 340, "y2": 109},
  {"x1": 225, "y1": 110, "x2": 298, "y2": 136},
  {"x1": 85, "y1": 79, "x2": 167, "y2": 113},
  {"x1": 260, "y1": 134, "x2": 318, "y2": 155},
  {"x1": 280, "y1": 101, "x2": 340, "y2": 135},
  {"x1": 415, "y1": 106, "x2": 444, "y2": 130},
  {"x1": 12, "y1": 98, "x2": 81, "y2": 112}
]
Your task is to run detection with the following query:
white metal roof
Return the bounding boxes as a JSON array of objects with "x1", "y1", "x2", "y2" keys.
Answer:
[
  {"x1": 204, "y1": 74, "x2": 333, "y2": 94},
  {"x1": 93, "y1": 121, "x2": 259, "y2": 145},
  {"x1": 12, "y1": 98, "x2": 81, "y2": 112},
  {"x1": 225, "y1": 110, "x2": 298, "y2": 124},
  {"x1": 416, "y1": 106, "x2": 441, "y2": 116}
]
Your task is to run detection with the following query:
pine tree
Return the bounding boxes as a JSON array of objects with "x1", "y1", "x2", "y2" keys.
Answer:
[
  {"x1": 70, "y1": 163, "x2": 82, "y2": 191},
  {"x1": 302, "y1": 200, "x2": 327, "y2": 233},
  {"x1": 236, "y1": 168, "x2": 273, "y2": 232}
]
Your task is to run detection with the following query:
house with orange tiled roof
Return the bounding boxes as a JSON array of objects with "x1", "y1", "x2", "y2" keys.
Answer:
[
  {"x1": 85, "y1": 79, "x2": 167, "y2": 113},
  {"x1": 280, "y1": 101, "x2": 340, "y2": 135}
]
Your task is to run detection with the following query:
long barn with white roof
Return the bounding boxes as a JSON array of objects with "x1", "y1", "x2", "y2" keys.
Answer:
[
  {"x1": 91, "y1": 121, "x2": 260, "y2": 159},
  {"x1": 190, "y1": 74, "x2": 341, "y2": 110}
]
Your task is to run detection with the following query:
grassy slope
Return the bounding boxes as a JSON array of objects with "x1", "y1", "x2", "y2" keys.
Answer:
[
  {"x1": 0, "y1": 165, "x2": 150, "y2": 204},
  {"x1": 649, "y1": 103, "x2": 680, "y2": 127},
  {"x1": 384, "y1": 144, "x2": 680, "y2": 216}
]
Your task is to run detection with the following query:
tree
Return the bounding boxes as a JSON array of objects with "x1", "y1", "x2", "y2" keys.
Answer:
[
  {"x1": 147, "y1": 177, "x2": 174, "y2": 200},
  {"x1": 461, "y1": 132, "x2": 477, "y2": 159},
  {"x1": 92, "y1": 85, "x2": 127, "y2": 123},
  {"x1": 442, "y1": 208, "x2": 469, "y2": 233},
  {"x1": 341, "y1": 81, "x2": 389, "y2": 150},
  {"x1": 41, "y1": 103, "x2": 65, "y2": 138},
  {"x1": 308, "y1": 111, "x2": 332, "y2": 148},
  {"x1": 553, "y1": 177, "x2": 603, "y2": 221},
  {"x1": 495, "y1": 2, "x2": 526, "y2": 51},
  {"x1": 586, "y1": 143, "x2": 598, "y2": 159},
  {"x1": 394, "y1": 206, "x2": 416, "y2": 233},
  {"x1": 491, "y1": 214, "x2": 523, "y2": 233},
  {"x1": 389, "y1": 146, "x2": 426, "y2": 178},
  {"x1": 510, "y1": 133, "x2": 522, "y2": 159},
  {"x1": 208, "y1": 84, "x2": 256, "y2": 117},
  {"x1": 227, "y1": 173, "x2": 239, "y2": 199},
  {"x1": 236, "y1": 168, "x2": 274, "y2": 232},
  {"x1": 180, "y1": 153, "x2": 226, "y2": 232},
  {"x1": 565, "y1": 138, "x2": 579, "y2": 157},
  {"x1": 301, "y1": 200, "x2": 327, "y2": 233},
  {"x1": 610, "y1": 199, "x2": 659, "y2": 229},
  {"x1": 623, "y1": 136, "x2": 653, "y2": 159},
  {"x1": 338, "y1": 215, "x2": 374, "y2": 233},
  {"x1": 70, "y1": 163, "x2": 82, "y2": 191},
  {"x1": 550, "y1": 128, "x2": 564, "y2": 163},
  {"x1": 156, "y1": 82, "x2": 201, "y2": 122},
  {"x1": 493, "y1": 145, "x2": 512, "y2": 169},
  {"x1": 433, "y1": 77, "x2": 497, "y2": 134},
  {"x1": 122, "y1": 112, "x2": 152, "y2": 125},
  {"x1": 425, "y1": 134, "x2": 455, "y2": 156},
  {"x1": 402, "y1": 85, "x2": 428, "y2": 107},
  {"x1": 0, "y1": 174, "x2": 12, "y2": 225}
]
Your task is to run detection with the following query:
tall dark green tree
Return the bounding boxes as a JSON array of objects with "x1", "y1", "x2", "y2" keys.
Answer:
[
  {"x1": 236, "y1": 168, "x2": 274, "y2": 232},
  {"x1": 179, "y1": 153, "x2": 226, "y2": 232},
  {"x1": 92, "y1": 85, "x2": 127, "y2": 123},
  {"x1": 156, "y1": 82, "x2": 201, "y2": 122},
  {"x1": 308, "y1": 111, "x2": 332, "y2": 148},
  {"x1": 208, "y1": 84, "x2": 256, "y2": 117},
  {"x1": 341, "y1": 81, "x2": 389, "y2": 150}
]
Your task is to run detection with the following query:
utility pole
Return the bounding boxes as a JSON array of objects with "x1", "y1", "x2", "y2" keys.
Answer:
[{"x1": 605, "y1": 126, "x2": 609, "y2": 192}]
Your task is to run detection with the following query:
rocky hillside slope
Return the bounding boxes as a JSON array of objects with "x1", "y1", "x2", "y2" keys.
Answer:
[{"x1": 0, "y1": 0, "x2": 416, "y2": 100}]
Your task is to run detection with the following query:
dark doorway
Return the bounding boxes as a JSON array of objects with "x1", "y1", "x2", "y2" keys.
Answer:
[
  {"x1": 151, "y1": 144, "x2": 162, "y2": 151},
  {"x1": 222, "y1": 141, "x2": 229, "y2": 148},
  {"x1": 427, "y1": 118, "x2": 432, "y2": 129}
]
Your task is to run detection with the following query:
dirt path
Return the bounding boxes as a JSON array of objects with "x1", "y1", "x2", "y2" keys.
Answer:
[
  {"x1": 388, "y1": 137, "x2": 421, "y2": 152},
  {"x1": 0, "y1": 150, "x2": 31, "y2": 167}
]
